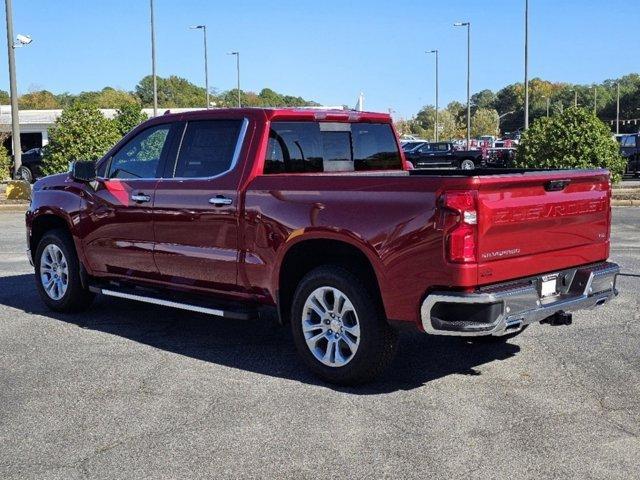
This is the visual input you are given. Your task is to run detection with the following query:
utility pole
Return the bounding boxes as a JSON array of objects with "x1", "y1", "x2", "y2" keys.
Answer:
[
  {"x1": 228, "y1": 52, "x2": 240, "y2": 107},
  {"x1": 4, "y1": 0, "x2": 21, "y2": 178},
  {"x1": 427, "y1": 50, "x2": 439, "y2": 141},
  {"x1": 593, "y1": 86, "x2": 597, "y2": 115},
  {"x1": 150, "y1": 0, "x2": 158, "y2": 116},
  {"x1": 454, "y1": 22, "x2": 471, "y2": 148},
  {"x1": 524, "y1": 0, "x2": 529, "y2": 129},
  {"x1": 616, "y1": 82, "x2": 620, "y2": 135},
  {"x1": 190, "y1": 25, "x2": 210, "y2": 108}
]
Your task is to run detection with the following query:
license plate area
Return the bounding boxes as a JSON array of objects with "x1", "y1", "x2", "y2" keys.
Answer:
[{"x1": 539, "y1": 275, "x2": 559, "y2": 298}]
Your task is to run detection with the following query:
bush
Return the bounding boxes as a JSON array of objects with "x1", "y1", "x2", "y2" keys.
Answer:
[
  {"x1": 0, "y1": 144, "x2": 11, "y2": 180},
  {"x1": 42, "y1": 103, "x2": 121, "y2": 175},
  {"x1": 113, "y1": 103, "x2": 148, "y2": 136},
  {"x1": 516, "y1": 107, "x2": 626, "y2": 182}
]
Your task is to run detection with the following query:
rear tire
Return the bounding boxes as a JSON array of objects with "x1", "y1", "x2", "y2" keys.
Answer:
[
  {"x1": 290, "y1": 266, "x2": 398, "y2": 385},
  {"x1": 34, "y1": 229, "x2": 94, "y2": 312},
  {"x1": 19, "y1": 165, "x2": 33, "y2": 183}
]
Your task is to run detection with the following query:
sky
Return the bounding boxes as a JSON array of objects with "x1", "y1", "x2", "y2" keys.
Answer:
[{"x1": 1, "y1": 0, "x2": 638, "y2": 119}]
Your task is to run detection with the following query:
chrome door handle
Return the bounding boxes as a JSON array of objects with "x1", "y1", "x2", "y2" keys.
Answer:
[
  {"x1": 131, "y1": 193, "x2": 151, "y2": 203},
  {"x1": 208, "y1": 195, "x2": 233, "y2": 206}
]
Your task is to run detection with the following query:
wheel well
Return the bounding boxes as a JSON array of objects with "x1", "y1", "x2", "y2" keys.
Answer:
[
  {"x1": 30, "y1": 214, "x2": 71, "y2": 255},
  {"x1": 278, "y1": 239, "x2": 383, "y2": 324}
]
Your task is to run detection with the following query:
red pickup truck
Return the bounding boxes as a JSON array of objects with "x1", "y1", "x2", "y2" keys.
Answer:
[{"x1": 26, "y1": 108, "x2": 620, "y2": 384}]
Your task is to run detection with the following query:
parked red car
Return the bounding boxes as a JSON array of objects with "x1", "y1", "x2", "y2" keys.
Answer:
[{"x1": 26, "y1": 108, "x2": 620, "y2": 384}]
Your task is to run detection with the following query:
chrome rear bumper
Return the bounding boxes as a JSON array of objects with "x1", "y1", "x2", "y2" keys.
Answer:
[{"x1": 420, "y1": 262, "x2": 620, "y2": 337}]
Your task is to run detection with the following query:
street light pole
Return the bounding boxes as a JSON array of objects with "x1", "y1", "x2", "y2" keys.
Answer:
[
  {"x1": 524, "y1": 0, "x2": 529, "y2": 129},
  {"x1": 454, "y1": 22, "x2": 471, "y2": 148},
  {"x1": 190, "y1": 25, "x2": 210, "y2": 108},
  {"x1": 593, "y1": 86, "x2": 597, "y2": 115},
  {"x1": 150, "y1": 0, "x2": 158, "y2": 116},
  {"x1": 4, "y1": 0, "x2": 21, "y2": 178},
  {"x1": 228, "y1": 51, "x2": 240, "y2": 107},
  {"x1": 616, "y1": 82, "x2": 620, "y2": 135},
  {"x1": 427, "y1": 49, "x2": 438, "y2": 141},
  {"x1": 574, "y1": 90, "x2": 577, "y2": 108}
]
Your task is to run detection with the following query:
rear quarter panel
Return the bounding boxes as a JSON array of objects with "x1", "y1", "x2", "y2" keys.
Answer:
[{"x1": 241, "y1": 174, "x2": 475, "y2": 325}]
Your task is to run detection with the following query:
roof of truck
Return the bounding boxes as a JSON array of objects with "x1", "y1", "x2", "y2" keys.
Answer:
[{"x1": 156, "y1": 107, "x2": 392, "y2": 123}]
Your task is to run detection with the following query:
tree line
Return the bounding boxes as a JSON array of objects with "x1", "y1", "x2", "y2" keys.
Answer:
[
  {"x1": 0, "y1": 75, "x2": 319, "y2": 110},
  {"x1": 396, "y1": 73, "x2": 640, "y2": 139}
]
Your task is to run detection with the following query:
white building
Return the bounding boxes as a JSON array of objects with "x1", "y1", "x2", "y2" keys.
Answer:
[{"x1": 0, "y1": 106, "x2": 204, "y2": 154}]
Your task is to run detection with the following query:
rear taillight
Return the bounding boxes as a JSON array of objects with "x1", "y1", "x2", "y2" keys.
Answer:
[{"x1": 439, "y1": 191, "x2": 478, "y2": 263}]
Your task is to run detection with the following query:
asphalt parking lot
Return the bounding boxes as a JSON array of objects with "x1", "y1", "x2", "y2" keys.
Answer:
[{"x1": 0, "y1": 209, "x2": 638, "y2": 479}]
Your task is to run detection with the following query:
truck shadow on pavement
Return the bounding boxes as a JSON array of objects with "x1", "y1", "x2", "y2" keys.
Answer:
[{"x1": 0, "y1": 273, "x2": 521, "y2": 394}]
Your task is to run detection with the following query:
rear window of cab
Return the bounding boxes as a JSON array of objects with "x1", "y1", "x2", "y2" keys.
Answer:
[{"x1": 264, "y1": 121, "x2": 402, "y2": 174}]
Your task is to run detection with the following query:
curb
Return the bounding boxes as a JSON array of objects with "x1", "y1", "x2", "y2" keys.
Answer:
[
  {"x1": 612, "y1": 199, "x2": 640, "y2": 207},
  {"x1": 0, "y1": 203, "x2": 28, "y2": 212}
]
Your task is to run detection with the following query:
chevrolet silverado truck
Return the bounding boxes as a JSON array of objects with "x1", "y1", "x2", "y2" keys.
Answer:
[
  {"x1": 404, "y1": 141, "x2": 483, "y2": 170},
  {"x1": 26, "y1": 108, "x2": 620, "y2": 385}
]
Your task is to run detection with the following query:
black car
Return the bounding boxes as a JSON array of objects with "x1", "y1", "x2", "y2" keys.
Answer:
[
  {"x1": 618, "y1": 134, "x2": 639, "y2": 177},
  {"x1": 404, "y1": 142, "x2": 482, "y2": 170},
  {"x1": 15, "y1": 147, "x2": 43, "y2": 183},
  {"x1": 401, "y1": 141, "x2": 426, "y2": 153}
]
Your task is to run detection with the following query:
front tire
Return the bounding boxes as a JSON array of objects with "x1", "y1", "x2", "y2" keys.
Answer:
[
  {"x1": 459, "y1": 158, "x2": 475, "y2": 170},
  {"x1": 34, "y1": 229, "x2": 94, "y2": 312},
  {"x1": 290, "y1": 266, "x2": 398, "y2": 385}
]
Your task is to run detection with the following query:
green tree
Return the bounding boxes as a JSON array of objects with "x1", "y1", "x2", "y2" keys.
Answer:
[
  {"x1": 97, "y1": 87, "x2": 139, "y2": 108},
  {"x1": 438, "y1": 110, "x2": 461, "y2": 140},
  {"x1": 113, "y1": 104, "x2": 148, "y2": 136},
  {"x1": 471, "y1": 108, "x2": 499, "y2": 137},
  {"x1": 0, "y1": 90, "x2": 9, "y2": 104},
  {"x1": 516, "y1": 107, "x2": 626, "y2": 182},
  {"x1": 471, "y1": 89, "x2": 496, "y2": 111},
  {"x1": 135, "y1": 75, "x2": 206, "y2": 108},
  {"x1": 19, "y1": 90, "x2": 60, "y2": 109},
  {"x1": 41, "y1": 104, "x2": 121, "y2": 175}
]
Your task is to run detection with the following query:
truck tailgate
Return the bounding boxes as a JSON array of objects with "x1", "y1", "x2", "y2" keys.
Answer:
[{"x1": 475, "y1": 170, "x2": 611, "y2": 284}]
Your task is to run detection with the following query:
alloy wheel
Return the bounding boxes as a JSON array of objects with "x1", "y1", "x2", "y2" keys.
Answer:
[
  {"x1": 301, "y1": 286, "x2": 361, "y2": 367},
  {"x1": 40, "y1": 244, "x2": 69, "y2": 300}
]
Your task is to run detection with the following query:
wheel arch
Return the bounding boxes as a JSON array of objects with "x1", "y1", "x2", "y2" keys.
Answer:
[
  {"x1": 273, "y1": 232, "x2": 387, "y2": 325},
  {"x1": 30, "y1": 212, "x2": 73, "y2": 256}
]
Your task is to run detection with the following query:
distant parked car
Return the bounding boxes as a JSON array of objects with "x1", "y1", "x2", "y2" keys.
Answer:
[
  {"x1": 405, "y1": 142, "x2": 482, "y2": 170},
  {"x1": 401, "y1": 141, "x2": 426, "y2": 153},
  {"x1": 15, "y1": 147, "x2": 43, "y2": 183},
  {"x1": 618, "y1": 134, "x2": 639, "y2": 177}
]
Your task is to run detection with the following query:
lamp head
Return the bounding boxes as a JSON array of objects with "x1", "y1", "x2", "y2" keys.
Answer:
[{"x1": 16, "y1": 34, "x2": 32, "y2": 45}]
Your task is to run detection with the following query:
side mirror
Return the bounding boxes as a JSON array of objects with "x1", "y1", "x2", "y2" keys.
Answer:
[{"x1": 70, "y1": 160, "x2": 97, "y2": 183}]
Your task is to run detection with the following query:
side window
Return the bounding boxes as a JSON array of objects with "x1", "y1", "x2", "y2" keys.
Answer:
[
  {"x1": 108, "y1": 124, "x2": 171, "y2": 179},
  {"x1": 173, "y1": 120, "x2": 242, "y2": 178},
  {"x1": 352, "y1": 123, "x2": 402, "y2": 170},
  {"x1": 627, "y1": 136, "x2": 637, "y2": 148},
  {"x1": 264, "y1": 122, "x2": 323, "y2": 174}
]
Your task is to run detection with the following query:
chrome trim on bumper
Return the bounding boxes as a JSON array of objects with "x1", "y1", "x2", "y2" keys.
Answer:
[{"x1": 421, "y1": 262, "x2": 620, "y2": 337}]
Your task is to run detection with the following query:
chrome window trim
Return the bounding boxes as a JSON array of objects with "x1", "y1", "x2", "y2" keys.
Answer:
[{"x1": 161, "y1": 117, "x2": 249, "y2": 182}]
